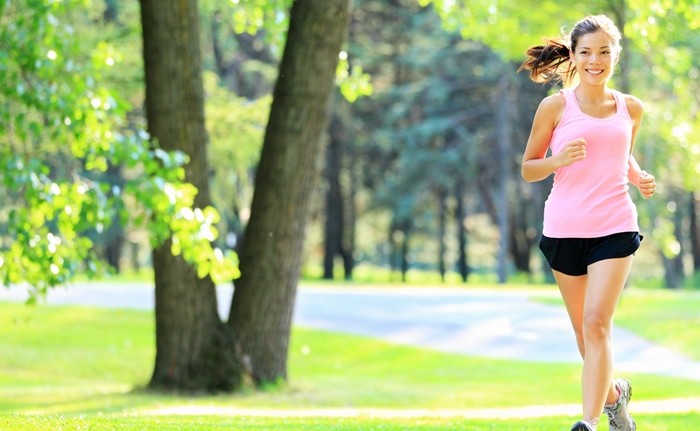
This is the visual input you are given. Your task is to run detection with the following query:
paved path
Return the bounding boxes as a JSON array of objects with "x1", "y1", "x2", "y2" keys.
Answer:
[
  {"x1": 294, "y1": 286, "x2": 700, "y2": 381},
  {"x1": 2, "y1": 283, "x2": 699, "y2": 381}
]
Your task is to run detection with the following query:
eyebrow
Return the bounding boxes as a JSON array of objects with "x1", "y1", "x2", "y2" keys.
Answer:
[{"x1": 579, "y1": 45, "x2": 611, "y2": 49}]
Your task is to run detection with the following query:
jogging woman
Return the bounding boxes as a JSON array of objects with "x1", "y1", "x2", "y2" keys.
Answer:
[{"x1": 519, "y1": 15, "x2": 656, "y2": 431}]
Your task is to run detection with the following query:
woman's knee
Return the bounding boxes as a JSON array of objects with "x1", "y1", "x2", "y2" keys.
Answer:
[{"x1": 582, "y1": 312, "x2": 612, "y2": 341}]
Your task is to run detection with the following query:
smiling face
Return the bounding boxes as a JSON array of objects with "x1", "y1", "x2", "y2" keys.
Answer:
[{"x1": 569, "y1": 30, "x2": 618, "y2": 85}]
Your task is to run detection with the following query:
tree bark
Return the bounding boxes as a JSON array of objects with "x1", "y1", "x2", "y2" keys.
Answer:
[
  {"x1": 228, "y1": 0, "x2": 351, "y2": 385},
  {"x1": 140, "y1": 0, "x2": 227, "y2": 391},
  {"x1": 323, "y1": 115, "x2": 345, "y2": 280}
]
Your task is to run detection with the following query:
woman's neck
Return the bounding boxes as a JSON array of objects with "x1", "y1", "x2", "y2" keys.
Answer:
[{"x1": 574, "y1": 82, "x2": 611, "y2": 104}]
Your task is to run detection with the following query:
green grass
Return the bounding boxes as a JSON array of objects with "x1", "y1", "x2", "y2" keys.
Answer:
[
  {"x1": 4, "y1": 414, "x2": 700, "y2": 431},
  {"x1": 615, "y1": 288, "x2": 700, "y2": 360},
  {"x1": 1, "y1": 286, "x2": 699, "y2": 430}
]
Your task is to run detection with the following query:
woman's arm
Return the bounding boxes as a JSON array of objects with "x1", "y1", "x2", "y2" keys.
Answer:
[
  {"x1": 625, "y1": 94, "x2": 656, "y2": 199},
  {"x1": 521, "y1": 93, "x2": 586, "y2": 182},
  {"x1": 629, "y1": 155, "x2": 656, "y2": 198}
]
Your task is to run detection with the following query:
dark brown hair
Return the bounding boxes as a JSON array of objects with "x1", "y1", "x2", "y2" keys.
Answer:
[{"x1": 518, "y1": 15, "x2": 622, "y2": 85}]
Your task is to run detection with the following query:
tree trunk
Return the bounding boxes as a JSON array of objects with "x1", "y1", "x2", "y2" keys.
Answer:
[
  {"x1": 437, "y1": 188, "x2": 447, "y2": 282},
  {"x1": 454, "y1": 179, "x2": 469, "y2": 282},
  {"x1": 494, "y1": 74, "x2": 511, "y2": 283},
  {"x1": 103, "y1": 163, "x2": 125, "y2": 272},
  {"x1": 228, "y1": 0, "x2": 351, "y2": 385},
  {"x1": 140, "y1": 0, "x2": 228, "y2": 391},
  {"x1": 340, "y1": 110, "x2": 356, "y2": 280},
  {"x1": 401, "y1": 223, "x2": 410, "y2": 283},
  {"x1": 342, "y1": 152, "x2": 356, "y2": 280},
  {"x1": 323, "y1": 115, "x2": 345, "y2": 280},
  {"x1": 508, "y1": 204, "x2": 532, "y2": 274}
]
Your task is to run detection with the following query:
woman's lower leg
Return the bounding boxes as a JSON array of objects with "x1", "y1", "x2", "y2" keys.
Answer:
[
  {"x1": 580, "y1": 257, "x2": 634, "y2": 424},
  {"x1": 581, "y1": 321, "x2": 613, "y2": 423}
]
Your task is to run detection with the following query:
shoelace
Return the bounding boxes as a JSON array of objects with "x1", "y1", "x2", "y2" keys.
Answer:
[
  {"x1": 606, "y1": 403, "x2": 635, "y2": 428},
  {"x1": 606, "y1": 402, "x2": 620, "y2": 423}
]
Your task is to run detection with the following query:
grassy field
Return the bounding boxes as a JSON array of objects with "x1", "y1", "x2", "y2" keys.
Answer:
[
  {"x1": 614, "y1": 288, "x2": 700, "y2": 360},
  {"x1": 1, "y1": 285, "x2": 699, "y2": 430},
  {"x1": 3, "y1": 414, "x2": 700, "y2": 431}
]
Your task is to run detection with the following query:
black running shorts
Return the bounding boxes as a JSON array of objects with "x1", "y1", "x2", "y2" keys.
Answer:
[{"x1": 538, "y1": 231, "x2": 642, "y2": 276}]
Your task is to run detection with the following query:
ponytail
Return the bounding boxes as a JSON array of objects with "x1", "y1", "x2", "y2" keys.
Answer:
[{"x1": 518, "y1": 38, "x2": 575, "y2": 85}]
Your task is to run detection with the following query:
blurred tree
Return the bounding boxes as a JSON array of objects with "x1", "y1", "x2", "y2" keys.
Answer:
[
  {"x1": 323, "y1": 109, "x2": 356, "y2": 280},
  {"x1": 333, "y1": 0, "x2": 542, "y2": 283}
]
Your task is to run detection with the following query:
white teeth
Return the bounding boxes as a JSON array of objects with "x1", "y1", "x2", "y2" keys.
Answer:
[{"x1": 587, "y1": 70, "x2": 603, "y2": 75}]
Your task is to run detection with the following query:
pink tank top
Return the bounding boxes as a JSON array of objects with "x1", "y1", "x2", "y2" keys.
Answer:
[{"x1": 542, "y1": 88, "x2": 638, "y2": 238}]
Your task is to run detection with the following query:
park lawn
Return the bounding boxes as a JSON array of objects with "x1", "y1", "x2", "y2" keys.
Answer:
[
  {"x1": 0, "y1": 287, "x2": 699, "y2": 430},
  {"x1": 614, "y1": 288, "x2": 700, "y2": 360},
  {"x1": 3, "y1": 414, "x2": 700, "y2": 431}
]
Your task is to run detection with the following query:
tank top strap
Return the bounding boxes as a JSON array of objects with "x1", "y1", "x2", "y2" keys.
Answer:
[
  {"x1": 611, "y1": 90, "x2": 631, "y2": 120},
  {"x1": 560, "y1": 88, "x2": 580, "y2": 118}
]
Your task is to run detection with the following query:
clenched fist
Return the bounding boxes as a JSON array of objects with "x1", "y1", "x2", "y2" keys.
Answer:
[
  {"x1": 556, "y1": 138, "x2": 587, "y2": 168},
  {"x1": 638, "y1": 171, "x2": 656, "y2": 199}
]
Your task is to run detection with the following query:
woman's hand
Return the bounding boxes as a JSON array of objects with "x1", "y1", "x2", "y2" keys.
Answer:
[
  {"x1": 638, "y1": 171, "x2": 656, "y2": 199},
  {"x1": 555, "y1": 138, "x2": 587, "y2": 168}
]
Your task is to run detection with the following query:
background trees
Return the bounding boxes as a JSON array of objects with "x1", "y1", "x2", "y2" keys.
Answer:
[
  {"x1": 2, "y1": 0, "x2": 698, "y2": 393},
  {"x1": 138, "y1": 0, "x2": 700, "y2": 290}
]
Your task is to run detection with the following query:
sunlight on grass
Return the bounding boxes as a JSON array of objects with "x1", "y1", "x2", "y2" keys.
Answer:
[
  {"x1": 3, "y1": 413, "x2": 700, "y2": 431},
  {"x1": 615, "y1": 289, "x2": 700, "y2": 360},
  {"x1": 1, "y1": 286, "x2": 699, "y2": 430}
]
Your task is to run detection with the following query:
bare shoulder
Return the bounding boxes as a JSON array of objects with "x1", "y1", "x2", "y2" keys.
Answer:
[
  {"x1": 621, "y1": 93, "x2": 645, "y2": 121},
  {"x1": 536, "y1": 91, "x2": 566, "y2": 126},
  {"x1": 539, "y1": 91, "x2": 566, "y2": 111}
]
